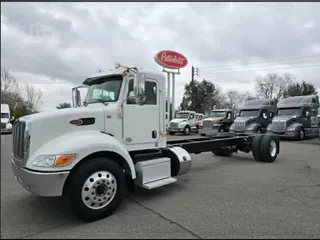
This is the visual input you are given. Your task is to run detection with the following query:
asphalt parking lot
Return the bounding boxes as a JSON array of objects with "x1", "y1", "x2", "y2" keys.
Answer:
[{"x1": 1, "y1": 133, "x2": 320, "y2": 239}]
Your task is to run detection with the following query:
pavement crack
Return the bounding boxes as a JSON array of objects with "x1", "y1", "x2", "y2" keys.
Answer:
[
  {"x1": 16, "y1": 221, "x2": 72, "y2": 239},
  {"x1": 126, "y1": 197, "x2": 203, "y2": 239},
  {"x1": 280, "y1": 191, "x2": 313, "y2": 209}
]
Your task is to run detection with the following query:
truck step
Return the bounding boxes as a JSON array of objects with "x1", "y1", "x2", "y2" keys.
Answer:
[{"x1": 137, "y1": 177, "x2": 177, "y2": 189}]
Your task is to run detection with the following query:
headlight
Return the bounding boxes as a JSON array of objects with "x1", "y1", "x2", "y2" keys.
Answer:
[
  {"x1": 178, "y1": 122, "x2": 187, "y2": 128},
  {"x1": 32, "y1": 154, "x2": 76, "y2": 168},
  {"x1": 286, "y1": 125, "x2": 296, "y2": 131},
  {"x1": 246, "y1": 124, "x2": 255, "y2": 130}
]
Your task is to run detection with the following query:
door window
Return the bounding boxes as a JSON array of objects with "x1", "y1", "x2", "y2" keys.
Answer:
[{"x1": 127, "y1": 79, "x2": 157, "y2": 105}]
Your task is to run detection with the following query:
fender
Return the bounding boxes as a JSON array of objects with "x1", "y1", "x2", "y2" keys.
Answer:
[
  {"x1": 26, "y1": 130, "x2": 136, "y2": 179},
  {"x1": 245, "y1": 123, "x2": 260, "y2": 131},
  {"x1": 286, "y1": 123, "x2": 303, "y2": 132}
]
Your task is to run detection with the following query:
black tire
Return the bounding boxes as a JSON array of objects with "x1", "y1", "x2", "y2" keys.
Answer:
[
  {"x1": 169, "y1": 131, "x2": 175, "y2": 135},
  {"x1": 184, "y1": 125, "x2": 191, "y2": 135},
  {"x1": 200, "y1": 133, "x2": 206, "y2": 136},
  {"x1": 218, "y1": 126, "x2": 225, "y2": 133},
  {"x1": 212, "y1": 148, "x2": 232, "y2": 156},
  {"x1": 67, "y1": 157, "x2": 126, "y2": 222},
  {"x1": 259, "y1": 134, "x2": 280, "y2": 163},
  {"x1": 297, "y1": 128, "x2": 305, "y2": 141},
  {"x1": 251, "y1": 134, "x2": 264, "y2": 161},
  {"x1": 256, "y1": 127, "x2": 262, "y2": 134}
]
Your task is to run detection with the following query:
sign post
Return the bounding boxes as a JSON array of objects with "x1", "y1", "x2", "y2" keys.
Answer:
[{"x1": 154, "y1": 50, "x2": 188, "y2": 122}]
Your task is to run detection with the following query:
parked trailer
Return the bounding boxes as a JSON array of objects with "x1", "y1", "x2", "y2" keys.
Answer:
[
  {"x1": 268, "y1": 95, "x2": 319, "y2": 140},
  {"x1": 11, "y1": 64, "x2": 281, "y2": 222}
]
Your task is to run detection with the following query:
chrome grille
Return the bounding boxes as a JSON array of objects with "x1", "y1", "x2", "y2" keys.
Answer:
[
  {"x1": 12, "y1": 120, "x2": 27, "y2": 161},
  {"x1": 1, "y1": 122, "x2": 6, "y2": 129},
  {"x1": 170, "y1": 122, "x2": 178, "y2": 128},
  {"x1": 234, "y1": 121, "x2": 246, "y2": 131},
  {"x1": 272, "y1": 121, "x2": 286, "y2": 131},
  {"x1": 203, "y1": 120, "x2": 213, "y2": 129}
]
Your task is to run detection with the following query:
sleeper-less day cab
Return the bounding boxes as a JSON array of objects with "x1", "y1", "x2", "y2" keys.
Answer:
[
  {"x1": 11, "y1": 64, "x2": 281, "y2": 222},
  {"x1": 1, "y1": 104, "x2": 14, "y2": 134}
]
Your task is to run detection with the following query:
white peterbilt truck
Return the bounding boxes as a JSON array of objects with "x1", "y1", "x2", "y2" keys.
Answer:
[{"x1": 11, "y1": 64, "x2": 280, "y2": 222}]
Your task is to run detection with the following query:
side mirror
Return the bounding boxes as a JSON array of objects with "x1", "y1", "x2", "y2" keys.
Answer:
[
  {"x1": 306, "y1": 111, "x2": 310, "y2": 117},
  {"x1": 76, "y1": 89, "x2": 81, "y2": 107},
  {"x1": 133, "y1": 72, "x2": 146, "y2": 105}
]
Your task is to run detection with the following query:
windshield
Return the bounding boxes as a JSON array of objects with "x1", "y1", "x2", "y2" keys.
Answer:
[
  {"x1": 240, "y1": 110, "x2": 259, "y2": 117},
  {"x1": 85, "y1": 76, "x2": 123, "y2": 104},
  {"x1": 210, "y1": 111, "x2": 226, "y2": 117},
  {"x1": 277, "y1": 108, "x2": 301, "y2": 116},
  {"x1": 1, "y1": 113, "x2": 9, "y2": 118},
  {"x1": 175, "y1": 112, "x2": 190, "y2": 119}
]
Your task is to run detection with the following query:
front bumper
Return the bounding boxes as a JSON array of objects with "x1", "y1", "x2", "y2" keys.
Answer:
[
  {"x1": 1, "y1": 128, "x2": 12, "y2": 133},
  {"x1": 11, "y1": 159, "x2": 70, "y2": 197},
  {"x1": 199, "y1": 128, "x2": 218, "y2": 135},
  {"x1": 168, "y1": 127, "x2": 185, "y2": 133},
  {"x1": 267, "y1": 130, "x2": 299, "y2": 139}
]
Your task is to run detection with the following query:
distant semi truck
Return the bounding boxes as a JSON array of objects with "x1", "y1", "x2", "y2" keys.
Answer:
[
  {"x1": 1, "y1": 104, "x2": 13, "y2": 134},
  {"x1": 230, "y1": 98, "x2": 277, "y2": 134},
  {"x1": 268, "y1": 95, "x2": 319, "y2": 140}
]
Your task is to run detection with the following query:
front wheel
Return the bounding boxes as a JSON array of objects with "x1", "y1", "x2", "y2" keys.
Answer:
[
  {"x1": 184, "y1": 126, "x2": 191, "y2": 135},
  {"x1": 297, "y1": 128, "x2": 305, "y2": 141},
  {"x1": 66, "y1": 158, "x2": 126, "y2": 222}
]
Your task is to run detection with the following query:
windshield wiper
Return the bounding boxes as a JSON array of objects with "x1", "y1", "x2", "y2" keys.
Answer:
[{"x1": 85, "y1": 99, "x2": 109, "y2": 106}]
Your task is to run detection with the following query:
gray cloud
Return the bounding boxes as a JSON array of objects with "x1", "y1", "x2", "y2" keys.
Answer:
[{"x1": 1, "y1": 2, "x2": 320, "y2": 110}]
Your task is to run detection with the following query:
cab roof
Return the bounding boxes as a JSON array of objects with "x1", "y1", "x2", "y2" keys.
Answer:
[
  {"x1": 82, "y1": 69, "x2": 165, "y2": 86},
  {"x1": 278, "y1": 95, "x2": 319, "y2": 108}
]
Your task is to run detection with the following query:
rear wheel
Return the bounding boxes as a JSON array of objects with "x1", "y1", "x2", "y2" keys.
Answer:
[
  {"x1": 251, "y1": 134, "x2": 264, "y2": 161},
  {"x1": 67, "y1": 158, "x2": 126, "y2": 222},
  {"x1": 259, "y1": 134, "x2": 280, "y2": 162},
  {"x1": 169, "y1": 131, "x2": 175, "y2": 135}
]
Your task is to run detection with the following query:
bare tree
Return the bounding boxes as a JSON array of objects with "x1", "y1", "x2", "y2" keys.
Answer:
[
  {"x1": 25, "y1": 84, "x2": 43, "y2": 113},
  {"x1": 1, "y1": 65, "x2": 19, "y2": 94},
  {"x1": 255, "y1": 72, "x2": 293, "y2": 101}
]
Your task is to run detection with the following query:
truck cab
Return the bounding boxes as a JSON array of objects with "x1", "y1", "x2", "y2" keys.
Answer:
[
  {"x1": 168, "y1": 110, "x2": 198, "y2": 135},
  {"x1": 269, "y1": 95, "x2": 319, "y2": 140},
  {"x1": 230, "y1": 99, "x2": 277, "y2": 134},
  {"x1": 199, "y1": 109, "x2": 234, "y2": 136},
  {"x1": 11, "y1": 63, "x2": 281, "y2": 222},
  {"x1": 1, "y1": 104, "x2": 14, "y2": 134}
]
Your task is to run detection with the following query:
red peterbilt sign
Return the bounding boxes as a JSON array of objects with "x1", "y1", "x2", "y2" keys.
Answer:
[{"x1": 154, "y1": 50, "x2": 188, "y2": 69}]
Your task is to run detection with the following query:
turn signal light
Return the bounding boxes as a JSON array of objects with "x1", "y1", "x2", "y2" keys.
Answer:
[{"x1": 55, "y1": 154, "x2": 75, "y2": 167}]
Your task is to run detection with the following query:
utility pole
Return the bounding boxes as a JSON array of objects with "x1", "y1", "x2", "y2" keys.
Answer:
[{"x1": 191, "y1": 66, "x2": 199, "y2": 84}]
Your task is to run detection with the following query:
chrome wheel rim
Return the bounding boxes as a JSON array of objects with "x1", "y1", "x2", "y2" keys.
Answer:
[
  {"x1": 270, "y1": 140, "x2": 277, "y2": 157},
  {"x1": 81, "y1": 171, "x2": 117, "y2": 210},
  {"x1": 185, "y1": 128, "x2": 190, "y2": 134}
]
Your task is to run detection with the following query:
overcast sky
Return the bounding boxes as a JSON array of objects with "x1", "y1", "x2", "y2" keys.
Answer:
[{"x1": 1, "y1": 2, "x2": 320, "y2": 111}]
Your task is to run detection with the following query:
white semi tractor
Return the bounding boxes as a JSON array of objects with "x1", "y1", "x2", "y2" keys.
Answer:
[
  {"x1": 1, "y1": 104, "x2": 13, "y2": 134},
  {"x1": 11, "y1": 64, "x2": 281, "y2": 222}
]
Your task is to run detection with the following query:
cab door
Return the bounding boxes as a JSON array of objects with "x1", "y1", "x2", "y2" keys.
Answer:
[{"x1": 122, "y1": 78, "x2": 160, "y2": 145}]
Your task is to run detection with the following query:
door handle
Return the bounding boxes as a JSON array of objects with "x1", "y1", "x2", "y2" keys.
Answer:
[{"x1": 152, "y1": 130, "x2": 157, "y2": 138}]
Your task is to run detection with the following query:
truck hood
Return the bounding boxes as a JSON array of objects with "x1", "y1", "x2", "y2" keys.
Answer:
[
  {"x1": 1, "y1": 118, "x2": 9, "y2": 123},
  {"x1": 19, "y1": 106, "x2": 106, "y2": 159},
  {"x1": 203, "y1": 117, "x2": 224, "y2": 123},
  {"x1": 170, "y1": 118, "x2": 188, "y2": 124},
  {"x1": 234, "y1": 116, "x2": 257, "y2": 123},
  {"x1": 273, "y1": 115, "x2": 298, "y2": 121}
]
